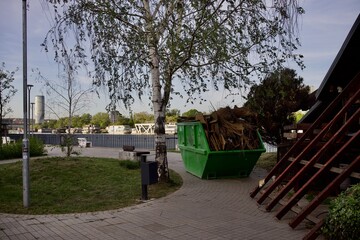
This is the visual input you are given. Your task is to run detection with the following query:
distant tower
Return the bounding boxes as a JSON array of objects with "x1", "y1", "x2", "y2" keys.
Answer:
[{"x1": 34, "y1": 95, "x2": 45, "y2": 124}]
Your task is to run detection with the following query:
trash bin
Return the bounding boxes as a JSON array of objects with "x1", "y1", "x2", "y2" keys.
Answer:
[
  {"x1": 141, "y1": 161, "x2": 158, "y2": 185},
  {"x1": 177, "y1": 122, "x2": 266, "y2": 179}
]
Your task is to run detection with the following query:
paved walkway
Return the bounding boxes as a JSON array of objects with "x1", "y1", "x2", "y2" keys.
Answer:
[{"x1": 0, "y1": 147, "x2": 309, "y2": 240}]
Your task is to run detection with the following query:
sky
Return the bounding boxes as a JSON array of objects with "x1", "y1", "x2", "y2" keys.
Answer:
[{"x1": 1, "y1": 0, "x2": 359, "y2": 119}]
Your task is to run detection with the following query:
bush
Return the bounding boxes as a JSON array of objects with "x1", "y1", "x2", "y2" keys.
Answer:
[
  {"x1": 322, "y1": 183, "x2": 360, "y2": 240},
  {"x1": 29, "y1": 137, "x2": 46, "y2": 157},
  {"x1": 0, "y1": 142, "x2": 22, "y2": 160},
  {"x1": 0, "y1": 137, "x2": 45, "y2": 160}
]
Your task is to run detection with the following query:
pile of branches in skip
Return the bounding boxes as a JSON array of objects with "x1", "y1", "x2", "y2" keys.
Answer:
[{"x1": 179, "y1": 106, "x2": 261, "y2": 151}]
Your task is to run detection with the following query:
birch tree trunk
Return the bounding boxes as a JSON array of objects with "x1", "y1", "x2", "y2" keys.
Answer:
[
  {"x1": 152, "y1": 60, "x2": 169, "y2": 181},
  {"x1": 144, "y1": 0, "x2": 169, "y2": 181}
]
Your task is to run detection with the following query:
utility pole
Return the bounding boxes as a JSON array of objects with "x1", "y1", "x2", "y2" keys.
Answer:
[
  {"x1": 22, "y1": 0, "x2": 30, "y2": 208},
  {"x1": 27, "y1": 84, "x2": 33, "y2": 134},
  {"x1": 31, "y1": 102, "x2": 34, "y2": 134}
]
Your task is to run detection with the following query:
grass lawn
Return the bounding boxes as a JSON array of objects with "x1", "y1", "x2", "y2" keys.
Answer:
[
  {"x1": 256, "y1": 152, "x2": 277, "y2": 172},
  {"x1": 0, "y1": 157, "x2": 182, "y2": 214}
]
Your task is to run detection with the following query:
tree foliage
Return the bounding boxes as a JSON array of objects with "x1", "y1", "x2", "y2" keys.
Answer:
[
  {"x1": 43, "y1": 0, "x2": 304, "y2": 110},
  {"x1": 182, "y1": 109, "x2": 202, "y2": 118},
  {"x1": 39, "y1": 119, "x2": 58, "y2": 129},
  {"x1": 166, "y1": 109, "x2": 180, "y2": 117},
  {"x1": 43, "y1": 0, "x2": 305, "y2": 179},
  {"x1": 91, "y1": 112, "x2": 110, "y2": 128},
  {"x1": 0, "y1": 63, "x2": 18, "y2": 145},
  {"x1": 244, "y1": 68, "x2": 312, "y2": 144},
  {"x1": 80, "y1": 113, "x2": 92, "y2": 126},
  {"x1": 166, "y1": 108, "x2": 180, "y2": 123},
  {"x1": 37, "y1": 111, "x2": 147, "y2": 130},
  {"x1": 114, "y1": 116, "x2": 132, "y2": 126},
  {"x1": 0, "y1": 63, "x2": 18, "y2": 119},
  {"x1": 109, "y1": 110, "x2": 122, "y2": 123},
  {"x1": 133, "y1": 111, "x2": 154, "y2": 123},
  {"x1": 52, "y1": 114, "x2": 93, "y2": 128}
]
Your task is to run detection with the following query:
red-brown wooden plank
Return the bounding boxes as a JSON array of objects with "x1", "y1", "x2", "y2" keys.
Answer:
[
  {"x1": 289, "y1": 154, "x2": 360, "y2": 229},
  {"x1": 275, "y1": 129, "x2": 359, "y2": 219},
  {"x1": 302, "y1": 219, "x2": 324, "y2": 240},
  {"x1": 258, "y1": 87, "x2": 360, "y2": 205},
  {"x1": 251, "y1": 74, "x2": 360, "y2": 199}
]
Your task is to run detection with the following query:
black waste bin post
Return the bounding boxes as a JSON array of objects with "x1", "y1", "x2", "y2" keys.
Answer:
[
  {"x1": 140, "y1": 155, "x2": 158, "y2": 200},
  {"x1": 140, "y1": 155, "x2": 148, "y2": 200}
]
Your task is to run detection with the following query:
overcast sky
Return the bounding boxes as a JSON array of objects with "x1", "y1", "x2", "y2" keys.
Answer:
[{"x1": 1, "y1": 0, "x2": 359, "y2": 118}]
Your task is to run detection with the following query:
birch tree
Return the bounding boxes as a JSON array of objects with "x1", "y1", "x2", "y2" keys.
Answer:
[
  {"x1": 43, "y1": 0, "x2": 304, "y2": 180},
  {"x1": 34, "y1": 46, "x2": 94, "y2": 157}
]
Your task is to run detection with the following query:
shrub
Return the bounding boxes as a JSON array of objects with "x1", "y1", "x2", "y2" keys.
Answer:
[
  {"x1": 29, "y1": 137, "x2": 46, "y2": 157},
  {"x1": 0, "y1": 142, "x2": 22, "y2": 160},
  {"x1": 322, "y1": 183, "x2": 360, "y2": 240},
  {"x1": 0, "y1": 137, "x2": 45, "y2": 160}
]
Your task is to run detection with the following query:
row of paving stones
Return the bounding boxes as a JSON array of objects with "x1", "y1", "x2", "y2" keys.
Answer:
[{"x1": 0, "y1": 147, "x2": 309, "y2": 239}]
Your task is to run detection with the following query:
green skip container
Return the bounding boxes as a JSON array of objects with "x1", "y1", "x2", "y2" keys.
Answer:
[{"x1": 177, "y1": 122, "x2": 266, "y2": 179}]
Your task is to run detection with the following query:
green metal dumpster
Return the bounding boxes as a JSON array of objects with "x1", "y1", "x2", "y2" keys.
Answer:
[{"x1": 177, "y1": 122, "x2": 266, "y2": 179}]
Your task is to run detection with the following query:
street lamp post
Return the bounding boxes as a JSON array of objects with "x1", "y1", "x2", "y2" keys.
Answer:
[
  {"x1": 27, "y1": 84, "x2": 33, "y2": 135},
  {"x1": 22, "y1": 0, "x2": 30, "y2": 208}
]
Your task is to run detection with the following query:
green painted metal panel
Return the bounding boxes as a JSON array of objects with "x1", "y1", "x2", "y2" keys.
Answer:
[{"x1": 177, "y1": 122, "x2": 266, "y2": 179}]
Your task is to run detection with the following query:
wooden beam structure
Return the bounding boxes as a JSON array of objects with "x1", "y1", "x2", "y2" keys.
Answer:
[
  {"x1": 250, "y1": 74, "x2": 360, "y2": 200},
  {"x1": 266, "y1": 106, "x2": 360, "y2": 211},
  {"x1": 276, "y1": 130, "x2": 359, "y2": 220},
  {"x1": 250, "y1": 73, "x2": 360, "y2": 240},
  {"x1": 289, "y1": 154, "x2": 360, "y2": 229}
]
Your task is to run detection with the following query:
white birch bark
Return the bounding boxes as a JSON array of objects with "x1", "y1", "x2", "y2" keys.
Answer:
[{"x1": 144, "y1": 0, "x2": 169, "y2": 181}]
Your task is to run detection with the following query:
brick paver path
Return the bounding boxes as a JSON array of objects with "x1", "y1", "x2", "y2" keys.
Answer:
[{"x1": 0, "y1": 147, "x2": 309, "y2": 239}]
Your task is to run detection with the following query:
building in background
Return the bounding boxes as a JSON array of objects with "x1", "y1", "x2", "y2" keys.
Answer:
[{"x1": 34, "y1": 95, "x2": 45, "y2": 124}]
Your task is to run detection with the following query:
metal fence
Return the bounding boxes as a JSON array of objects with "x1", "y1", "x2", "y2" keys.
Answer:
[
  {"x1": 8, "y1": 133, "x2": 178, "y2": 150},
  {"x1": 9, "y1": 133, "x2": 277, "y2": 152}
]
